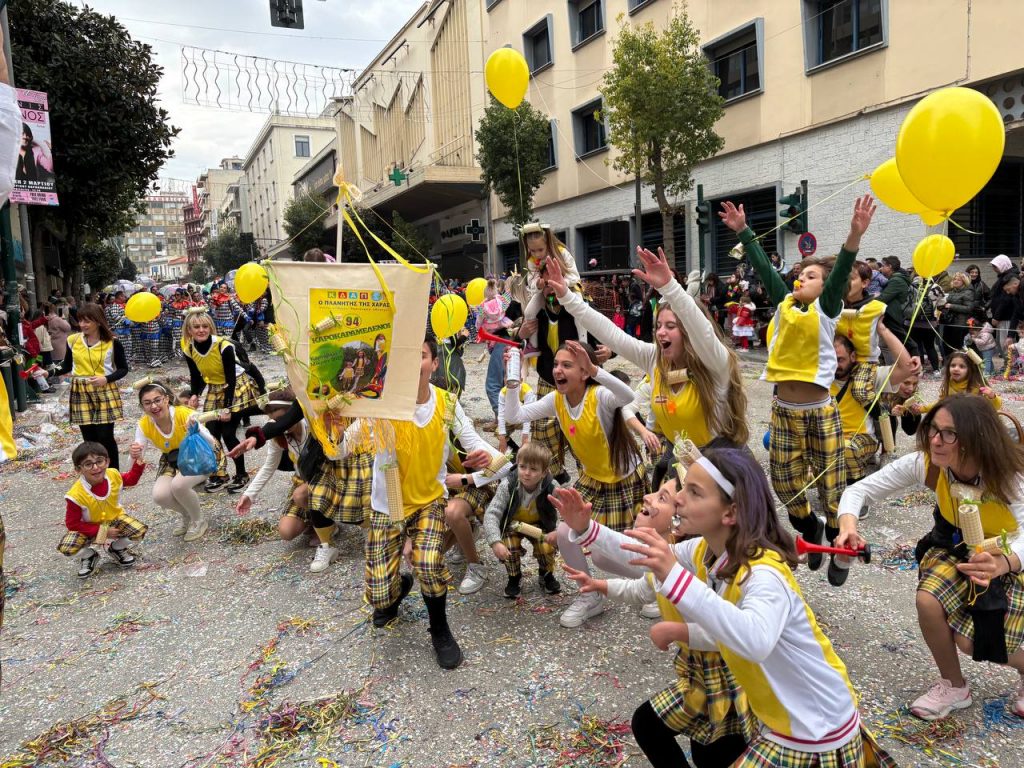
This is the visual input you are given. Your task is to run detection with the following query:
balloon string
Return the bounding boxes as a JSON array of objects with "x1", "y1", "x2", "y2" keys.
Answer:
[
  {"x1": 781, "y1": 276, "x2": 932, "y2": 509},
  {"x1": 752, "y1": 174, "x2": 869, "y2": 244},
  {"x1": 945, "y1": 216, "x2": 983, "y2": 236}
]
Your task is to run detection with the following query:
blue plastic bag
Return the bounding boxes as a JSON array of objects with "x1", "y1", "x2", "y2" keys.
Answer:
[{"x1": 177, "y1": 422, "x2": 218, "y2": 476}]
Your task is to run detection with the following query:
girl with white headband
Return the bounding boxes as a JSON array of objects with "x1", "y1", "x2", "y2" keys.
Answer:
[
  {"x1": 129, "y1": 380, "x2": 218, "y2": 541},
  {"x1": 562, "y1": 445, "x2": 894, "y2": 767}
]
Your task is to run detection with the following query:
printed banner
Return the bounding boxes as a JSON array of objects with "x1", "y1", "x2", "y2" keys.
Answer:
[
  {"x1": 13, "y1": 89, "x2": 58, "y2": 206},
  {"x1": 308, "y1": 287, "x2": 393, "y2": 400}
]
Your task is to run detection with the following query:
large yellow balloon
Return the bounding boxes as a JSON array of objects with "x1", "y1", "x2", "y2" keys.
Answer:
[
  {"x1": 485, "y1": 48, "x2": 529, "y2": 109},
  {"x1": 919, "y1": 210, "x2": 947, "y2": 227},
  {"x1": 125, "y1": 291, "x2": 161, "y2": 323},
  {"x1": 912, "y1": 235, "x2": 955, "y2": 279},
  {"x1": 430, "y1": 294, "x2": 468, "y2": 339},
  {"x1": 896, "y1": 87, "x2": 1005, "y2": 213},
  {"x1": 235, "y1": 262, "x2": 269, "y2": 304},
  {"x1": 869, "y1": 158, "x2": 931, "y2": 215},
  {"x1": 465, "y1": 277, "x2": 488, "y2": 307}
]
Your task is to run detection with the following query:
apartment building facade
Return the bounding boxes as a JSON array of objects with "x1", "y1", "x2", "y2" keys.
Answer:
[{"x1": 124, "y1": 193, "x2": 188, "y2": 277}]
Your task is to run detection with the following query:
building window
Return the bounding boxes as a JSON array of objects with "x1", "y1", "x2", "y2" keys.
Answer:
[
  {"x1": 627, "y1": 0, "x2": 656, "y2": 14},
  {"x1": 544, "y1": 119, "x2": 558, "y2": 171},
  {"x1": 568, "y1": 0, "x2": 604, "y2": 49},
  {"x1": 703, "y1": 20, "x2": 763, "y2": 102},
  {"x1": 523, "y1": 16, "x2": 554, "y2": 74},
  {"x1": 805, "y1": 0, "x2": 885, "y2": 70},
  {"x1": 294, "y1": 135, "x2": 310, "y2": 158},
  {"x1": 572, "y1": 98, "x2": 607, "y2": 158}
]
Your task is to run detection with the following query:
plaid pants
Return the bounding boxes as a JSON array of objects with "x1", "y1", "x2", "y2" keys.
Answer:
[
  {"x1": 57, "y1": 513, "x2": 148, "y2": 556},
  {"x1": 501, "y1": 531, "x2": 556, "y2": 577},
  {"x1": 850, "y1": 360, "x2": 880, "y2": 410},
  {"x1": 364, "y1": 499, "x2": 449, "y2": 609},
  {"x1": 844, "y1": 432, "x2": 878, "y2": 484},
  {"x1": 770, "y1": 400, "x2": 845, "y2": 528}
]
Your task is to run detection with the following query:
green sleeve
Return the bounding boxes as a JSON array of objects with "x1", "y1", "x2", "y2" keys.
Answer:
[
  {"x1": 820, "y1": 247, "x2": 857, "y2": 318},
  {"x1": 738, "y1": 228, "x2": 788, "y2": 305}
]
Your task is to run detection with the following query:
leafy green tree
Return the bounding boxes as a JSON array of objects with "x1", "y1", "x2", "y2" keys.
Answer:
[
  {"x1": 390, "y1": 211, "x2": 432, "y2": 263},
  {"x1": 189, "y1": 262, "x2": 212, "y2": 284},
  {"x1": 475, "y1": 98, "x2": 551, "y2": 229},
  {"x1": 601, "y1": 10, "x2": 724, "y2": 266},
  {"x1": 202, "y1": 228, "x2": 246, "y2": 277},
  {"x1": 81, "y1": 240, "x2": 122, "y2": 292},
  {"x1": 10, "y1": 0, "x2": 179, "y2": 299},
  {"x1": 283, "y1": 194, "x2": 330, "y2": 260},
  {"x1": 337, "y1": 206, "x2": 391, "y2": 263},
  {"x1": 118, "y1": 257, "x2": 137, "y2": 281}
]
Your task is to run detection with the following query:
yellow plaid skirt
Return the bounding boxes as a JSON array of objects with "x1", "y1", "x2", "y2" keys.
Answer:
[
  {"x1": 69, "y1": 379, "x2": 123, "y2": 426},
  {"x1": 919, "y1": 547, "x2": 1024, "y2": 653},
  {"x1": 575, "y1": 466, "x2": 648, "y2": 532},
  {"x1": 308, "y1": 450, "x2": 372, "y2": 525},
  {"x1": 450, "y1": 483, "x2": 496, "y2": 520},
  {"x1": 202, "y1": 373, "x2": 261, "y2": 414},
  {"x1": 650, "y1": 648, "x2": 756, "y2": 745},
  {"x1": 735, "y1": 728, "x2": 896, "y2": 767},
  {"x1": 279, "y1": 476, "x2": 309, "y2": 520},
  {"x1": 57, "y1": 513, "x2": 148, "y2": 556}
]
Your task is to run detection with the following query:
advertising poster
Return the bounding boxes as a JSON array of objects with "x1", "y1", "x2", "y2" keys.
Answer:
[
  {"x1": 307, "y1": 287, "x2": 393, "y2": 399},
  {"x1": 13, "y1": 89, "x2": 58, "y2": 206}
]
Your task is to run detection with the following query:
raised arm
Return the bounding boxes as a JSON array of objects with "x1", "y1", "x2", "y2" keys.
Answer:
[
  {"x1": 718, "y1": 202, "x2": 788, "y2": 305},
  {"x1": 505, "y1": 386, "x2": 555, "y2": 426}
]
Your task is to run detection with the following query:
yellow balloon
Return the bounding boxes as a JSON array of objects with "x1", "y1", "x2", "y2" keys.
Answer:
[
  {"x1": 430, "y1": 294, "x2": 468, "y2": 339},
  {"x1": 235, "y1": 262, "x2": 269, "y2": 304},
  {"x1": 869, "y1": 158, "x2": 930, "y2": 215},
  {"x1": 465, "y1": 277, "x2": 488, "y2": 307},
  {"x1": 485, "y1": 48, "x2": 529, "y2": 109},
  {"x1": 125, "y1": 291, "x2": 161, "y2": 323},
  {"x1": 919, "y1": 210, "x2": 947, "y2": 227},
  {"x1": 896, "y1": 87, "x2": 1005, "y2": 213},
  {"x1": 912, "y1": 235, "x2": 955, "y2": 279}
]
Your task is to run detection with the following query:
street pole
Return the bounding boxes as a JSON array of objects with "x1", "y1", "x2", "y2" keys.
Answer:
[
  {"x1": 697, "y1": 184, "x2": 706, "y2": 275},
  {"x1": 633, "y1": 174, "x2": 642, "y2": 267},
  {"x1": 1, "y1": 201, "x2": 26, "y2": 411}
]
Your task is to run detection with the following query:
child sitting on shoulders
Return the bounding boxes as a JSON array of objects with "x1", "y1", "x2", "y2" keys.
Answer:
[
  {"x1": 482, "y1": 442, "x2": 561, "y2": 598},
  {"x1": 966, "y1": 313, "x2": 997, "y2": 377},
  {"x1": 59, "y1": 441, "x2": 148, "y2": 578}
]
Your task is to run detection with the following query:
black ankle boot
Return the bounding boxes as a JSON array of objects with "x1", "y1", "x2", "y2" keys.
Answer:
[
  {"x1": 504, "y1": 574, "x2": 522, "y2": 599},
  {"x1": 789, "y1": 513, "x2": 824, "y2": 571},
  {"x1": 372, "y1": 573, "x2": 414, "y2": 628},
  {"x1": 422, "y1": 593, "x2": 463, "y2": 669},
  {"x1": 538, "y1": 570, "x2": 561, "y2": 594}
]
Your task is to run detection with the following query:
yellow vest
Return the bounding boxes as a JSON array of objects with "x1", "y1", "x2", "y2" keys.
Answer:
[
  {"x1": 138, "y1": 406, "x2": 195, "y2": 454},
  {"x1": 182, "y1": 335, "x2": 240, "y2": 385},
  {"x1": 946, "y1": 378, "x2": 1003, "y2": 411},
  {"x1": 765, "y1": 297, "x2": 838, "y2": 388},
  {"x1": 837, "y1": 300, "x2": 885, "y2": 361},
  {"x1": 829, "y1": 378, "x2": 871, "y2": 437},
  {"x1": 67, "y1": 333, "x2": 112, "y2": 377},
  {"x1": 546, "y1": 320, "x2": 560, "y2": 356},
  {"x1": 929, "y1": 456, "x2": 1018, "y2": 538},
  {"x1": 554, "y1": 386, "x2": 618, "y2": 482},
  {"x1": 698, "y1": 540, "x2": 856, "y2": 738},
  {"x1": 513, "y1": 499, "x2": 540, "y2": 525},
  {"x1": 393, "y1": 386, "x2": 448, "y2": 517},
  {"x1": 651, "y1": 367, "x2": 711, "y2": 447},
  {"x1": 65, "y1": 469, "x2": 125, "y2": 524},
  {"x1": 500, "y1": 382, "x2": 533, "y2": 401}
]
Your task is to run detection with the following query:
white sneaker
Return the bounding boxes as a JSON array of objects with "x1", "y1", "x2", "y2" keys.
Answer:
[
  {"x1": 458, "y1": 562, "x2": 487, "y2": 595},
  {"x1": 183, "y1": 518, "x2": 209, "y2": 542},
  {"x1": 640, "y1": 601, "x2": 661, "y2": 619},
  {"x1": 560, "y1": 593, "x2": 607, "y2": 628},
  {"x1": 447, "y1": 547, "x2": 466, "y2": 565},
  {"x1": 309, "y1": 543, "x2": 338, "y2": 573},
  {"x1": 172, "y1": 514, "x2": 188, "y2": 537},
  {"x1": 859, "y1": 503, "x2": 870, "y2": 520}
]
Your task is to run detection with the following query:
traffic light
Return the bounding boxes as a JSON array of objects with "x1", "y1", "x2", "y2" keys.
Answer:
[
  {"x1": 695, "y1": 200, "x2": 712, "y2": 234},
  {"x1": 779, "y1": 184, "x2": 808, "y2": 234},
  {"x1": 270, "y1": 0, "x2": 304, "y2": 29}
]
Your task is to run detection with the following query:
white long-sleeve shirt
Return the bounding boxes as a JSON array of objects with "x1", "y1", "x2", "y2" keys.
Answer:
[
  {"x1": 839, "y1": 451, "x2": 1024, "y2": 564},
  {"x1": 496, "y1": 385, "x2": 536, "y2": 438},
  {"x1": 559, "y1": 279, "x2": 731, "y2": 430},
  {"x1": 573, "y1": 521, "x2": 861, "y2": 753},
  {"x1": 243, "y1": 421, "x2": 308, "y2": 501}
]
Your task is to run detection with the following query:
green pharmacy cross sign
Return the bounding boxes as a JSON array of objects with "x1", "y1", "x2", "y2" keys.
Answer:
[{"x1": 388, "y1": 167, "x2": 408, "y2": 187}]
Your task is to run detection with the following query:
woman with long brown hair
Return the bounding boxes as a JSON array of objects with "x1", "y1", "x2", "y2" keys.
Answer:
[
  {"x1": 58, "y1": 303, "x2": 130, "y2": 469},
  {"x1": 838, "y1": 394, "x2": 1024, "y2": 722}
]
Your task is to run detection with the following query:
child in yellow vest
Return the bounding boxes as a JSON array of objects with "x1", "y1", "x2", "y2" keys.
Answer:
[
  {"x1": 719, "y1": 195, "x2": 876, "y2": 569},
  {"x1": 838, "y1": 394, "x2": 1024, "y2": 722},
  {"x1": 837, "y1": 260, "x2": 888, "y2": 410},
  {"x1": 59, "y1": 441, "x2": 148, "y2": 579},
  {"x1": 560, "y1": 462, "x2": 755, "y2": 768},
  {"x1": 922, "y1": 350, "x2": 1002, "y2": 412},
  {"x1": 574, "y1": 445, "x2": 894, "y2": 767},
  {"x1": 505, "y1": 340, "x2": 647, "y2": 629}
]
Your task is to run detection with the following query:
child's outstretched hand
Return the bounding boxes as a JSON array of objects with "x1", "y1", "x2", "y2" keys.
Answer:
[
  {"x1": 565, "y1": 340, "x2": 598, "y2": 379},
  {"x1": 550, "y1": 486, "x2": 593, "y2": 535},
  {"x1": 544, "y1": 255, "x2": 568, "y2": 298},
  {"x1": 717, "y1": 201, "x2": 747, "y2": 233},
  {"x1": 633, "y1": 247, "x2": 673, "y2": 290},
  {"x1": 228, "y1": 436, "x2": 257, "y2": 458},
  {"x1": 562, "y1": 564, "x2": 607, "y2": 595},
  {"x1": 845, "y1": 194, "x2": 877, "y2": 251},
  {"x1": 129, "y1": 442, "x2": 144, "y2": 461},
  {"x1": 650, "y1": 621, "x2": 689, "y2": 651}
]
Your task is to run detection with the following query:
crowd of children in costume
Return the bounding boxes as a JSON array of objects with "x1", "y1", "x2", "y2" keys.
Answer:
[{"x1": 32, "y1": 194, "x2": 1024, "y2": 768}]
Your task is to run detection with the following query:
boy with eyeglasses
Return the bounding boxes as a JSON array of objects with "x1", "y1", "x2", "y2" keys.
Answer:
[{"x1": 59, "y1": 441, "x2": 148, "y2": 578}]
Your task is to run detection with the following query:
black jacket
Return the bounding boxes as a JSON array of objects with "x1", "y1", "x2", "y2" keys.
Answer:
[
  {"x1": 536, "y1": 302, "x2": 595, "y2": 386},
  {"x1": 497, "y1": 467, "x2": 558, "y2": 536}
]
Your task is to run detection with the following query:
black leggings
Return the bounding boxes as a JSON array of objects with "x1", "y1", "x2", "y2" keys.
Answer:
[
  {"x1": 908, "y1": 326, "x2": 940, "y2": 372},
  {"x1": 631, "y1": 701, "x2": 747, "y2": 768},
  {"x1": 79, "y1": 423, "x2": 120, "y2": 471},
  {"x1": 206, "y1": 413, "x2": 246, "y2": 476}
]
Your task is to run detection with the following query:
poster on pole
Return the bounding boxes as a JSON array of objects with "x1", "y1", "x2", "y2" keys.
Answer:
[{"x1": 12, "y1": 89, "x2": 58, "y2": 206}]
